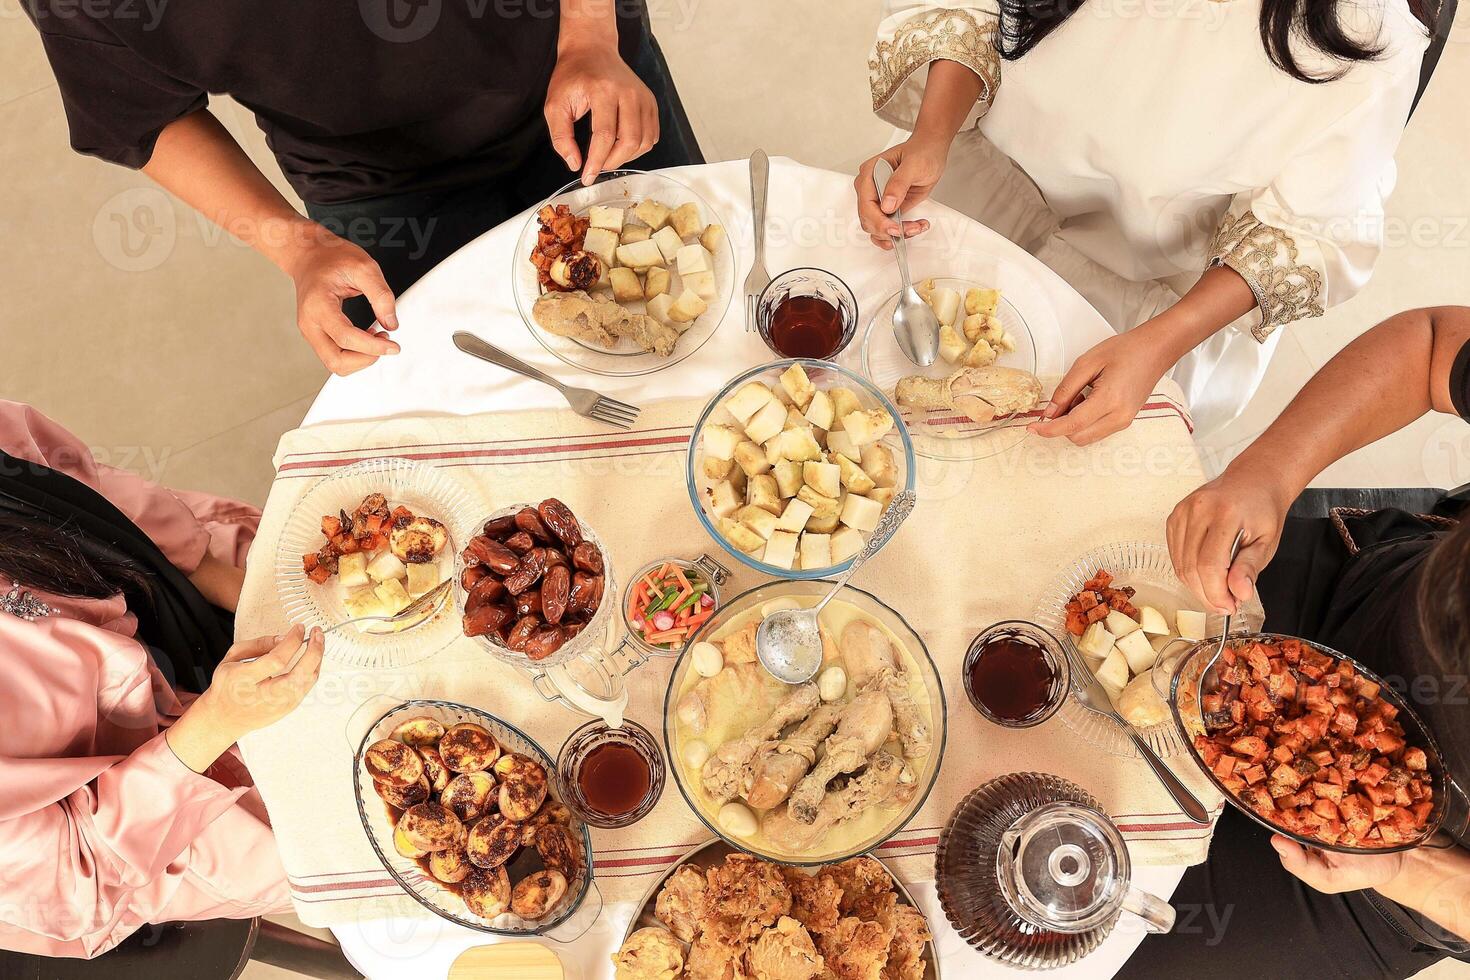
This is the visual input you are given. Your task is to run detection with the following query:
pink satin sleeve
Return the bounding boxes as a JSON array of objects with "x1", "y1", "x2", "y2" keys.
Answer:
[{"x1": 0, "y1": 400, "x2": 210, "y2": 574}]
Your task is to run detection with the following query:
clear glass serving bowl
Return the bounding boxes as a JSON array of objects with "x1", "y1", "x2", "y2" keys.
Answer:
[
  {"x1": 685, "y1": 358, "x2": 916, "y2": 580},
  {"x1": 661, "y1": 579, "x2": 947, "y2": 866},
  {"x1": 351, "y1": 698, "x2": 598, "y2": 937},
  {"x1": 511, "y1": 169, "x2": 736, "y2": 377}
]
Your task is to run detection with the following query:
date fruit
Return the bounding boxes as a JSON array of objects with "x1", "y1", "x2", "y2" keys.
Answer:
[
  {"x1": 466, "y1": 536, "x2": 519, "y2": 575},
  {"x1": 482, "y1": 515, "x2": 517, "y2": 539},
  {"x1": 504, "y1": 531, "x2": 535, "y2": 554},
  {"x1": 542, "y1": 565, "x2": 570, "y2": 624},
  {"x1": 514, "y1": 590, "x2": 543, "y2": 618},
  {"x1": 571, "y1": 541, "x2": 602, "y2": 574},
  {"x1": 523, "y1": 627, "x2": 567, "y2": 661},
  {"x1": 515, "y1": 507, "x2": 550, "y2": 541},
  {"x1": 537, "y1": 498, "x2": 583, "y2": 548},
  {"x1": 503, "y1": 549, "x2": 548, "y2": 595},
  {"x1": 464, "y1": 604, "x2": 513, "y2": 638},
  {"x1": 506, "y1": 615, "x2": 540, "y2": 651},
  {"x1": 567, "y1": 571, "x2": 604, "y2": 618},
  {"x1": 465, "y1": 576, "x2": 506, "y2": 614}
]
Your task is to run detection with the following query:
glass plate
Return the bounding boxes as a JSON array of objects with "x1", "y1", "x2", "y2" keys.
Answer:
[
  {"x1": 1033, "y1": 540, "x2": 1260, "y2": 758},
  {"x1": 860, "y1": 276, "x2": 1046, "y2": 461},
  {"x1": 512, "y1": 169, "x2": 737, "y2": 377},
  {"x1": 351, "y1": 699, "x2": 596, "y2": 936},
  {"x1": 274, "y1": 457, "x2": 481, "y2": 669}
]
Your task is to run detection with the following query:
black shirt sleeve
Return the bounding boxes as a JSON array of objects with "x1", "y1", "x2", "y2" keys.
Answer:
[
  {"x1": 1452, "y1": 333, "x2": 1470, "y2": 422},
  {"x1": 22, "y1": 0, "x2": 206, "y2": 168}
]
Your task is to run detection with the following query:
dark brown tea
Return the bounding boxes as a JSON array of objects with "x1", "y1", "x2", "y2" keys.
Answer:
[
  {"x1": 767, "y1": 294, "x2": 845, "y2": 358},
  {"x1": 967, "y1": 635, "x2": 1057, "y2": 722},
  {"x1": 577, "y1": 742, "x2": 651, "y2": 817}
]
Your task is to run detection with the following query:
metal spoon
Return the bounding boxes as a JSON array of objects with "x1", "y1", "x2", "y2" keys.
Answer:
[
  {"x1": 325, "y1": 579, "x2": 453, "y2": 635},
  {"x1": 757, "y1": 490, "x2": 916, "y2": 683},
  {"x1": 872, "y1": 158, "x2": 939, "y2": 367},
  {"x1": 1195, "y1": 529, "x2": 1247, "y2": 720}
]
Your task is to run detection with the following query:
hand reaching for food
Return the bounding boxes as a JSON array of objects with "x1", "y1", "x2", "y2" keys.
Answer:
[
  {"x1": 544, "y1": 34, "x2": 658, "y2": 186},
  {"x1": 1166, "y1": 468, "x2": 1292, "y2": 614},
  {"x1": 285, "y1": 230, "x2": 401, "y2": 376},
  {"x1": 1029, "y1": 328, "x2": 1173, "y2": 446}
]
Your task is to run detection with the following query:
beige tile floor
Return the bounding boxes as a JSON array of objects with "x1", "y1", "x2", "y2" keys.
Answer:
[{"x1": 1, "y1": 0, "x2": 1465, "y2": 976}]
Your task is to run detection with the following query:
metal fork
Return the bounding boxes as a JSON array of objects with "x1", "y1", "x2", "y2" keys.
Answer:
[
  {"x1": 324, "y1": 579, "x2": 454, "y2": 635},
  {"x1": 744, "y1": 149, "x2": 771, "y2": 333},
  {"x1": 452, "y1": 332, "x2": 639, "y2": 429}
]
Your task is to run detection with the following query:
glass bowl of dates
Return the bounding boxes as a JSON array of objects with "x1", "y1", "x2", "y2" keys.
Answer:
[
  {"x1": 456, "y1": 499, "x2": 617, "y2": 670},
  {"x1": 1165, "y1": 633, "x2": 1457, "y2": 853}
]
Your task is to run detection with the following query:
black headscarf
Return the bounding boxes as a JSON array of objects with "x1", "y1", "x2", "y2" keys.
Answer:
[{"x1": 0, "y1": 448, "x2": 233, "y2": 692}]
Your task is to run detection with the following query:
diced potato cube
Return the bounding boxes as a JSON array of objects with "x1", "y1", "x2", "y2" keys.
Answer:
[
  {"x1": 675, "y1": 243, "x2": 711, "y2": 276},
  {"x1": 804, "y1": 391, "x2": 834, "y2": 429},
  {"x1": 743, "y1": 399, "x2": 788, "y2": 445},
  {"x1": 683, "y1": 270, "x2": 717, "y2": 301},
  {"x1": 776, "y1": 498, "x2": 816, "y2": 532},
  {"x1": 700, "y1": 224, "x2": 725, "y2": 254},
  {"x1": 960, "y1": 313, "x2": 985, "y2": 344},
  {"x1": 963, "y1": 338, "x2": 998, "y2": 368},
  {"x1": 829, "y1": 527, "x2": 864, "y2": 565},
  {"x1": 840, "y1": 494, "x2": 882, "y2": 532},
  {"x1": 803, "y1": 461, "x2": 841, "y2": 498},
  {"x1": 669, "y1": 202, "x2": 702, "y2": 239},
  {"x1": 772, "y1": 460, "x2": 804, "y2": 497},
  {"x1": 703, "y1": 424, "x2": 741, "y2": 460},
  {"x1": 702, "y1": 455, "x2": 733, "y2": 480},
  {"x1": 833, "y1": 453, "x2": 876, "y2": 494},
  {"x1": 1078, "y1": 621, "x2": 1116, "y2": 660},
  {"x1": 797, "y1": 485, "x2": 840, "y2": 526},
  {"x1": 1105, "y1": 610, "x2": 1142, "y2": 637},
  {"x1": 779, "y1": 364, "x2": 816, "y2": 408},
  {"x1": 609, "y1": 267, "x2": 642, "y2": 303},
  {"x1": 1138, "y1": 606, "x2": 1170, "y2": 636},
  {"x1": 726, "y1": 381, "x2": 775, "y2": 424},
  {"x1": 343, "y1": 586, "x2": 386, "y2": 620},
  {"x1": 616, "y1": 239, "x2": 664, "y2": 269},
  {"x1": 367, "y1": 550, "x2": 407, "y2": 583},
  {"x1": 770, "y1": 384, "x2": 795, "y2": 407},
  {"x1": 929, "y1": 287, "x2": 961, "y2": 326},
  {"x1": 841, "y1": 409, "x2": 894, "y2": 446},
  {"x1": 722, "y1": 520, "x2": 766, "y2": 555},
  {"x1": 1176, "y1": 610, "x2": 1208, "y2": 641},
  {"x1": 747, "y1": 474, "x2": 782, "y2": 515},
  {"x1": 762, "y1": 530, "x2": 799, "y2": 570},
  {"x1": 634, "y1": 199, "x2": 672, "y2": 231},
  {"x1": 1096, "y1": 649, "x2": 1130, "y2": 701},
  {"x1": 866, "y1": 487, "x2": 895, "y2": 508},
  {"x1": 647, "y1": 293, "x2": 676, "y2": 325},
  {"x1": 588, "y1": 205, "x2": 623, "y2": 231},
  {"x1": 727, "y1": 466, "x2": 747, "y2": 496},
  {"x1": 644, "y1": 265, "x2": 671, "y2": 300},
  {"x1": 776, "y1": 427, "x2": 823, "y2": 462},
  {"x1": 826, "y1": 429, "x2": 858, "y2": 461},
  {"x1": 738, "y1": 504, "x2": 780, "y2": 540},
  {"x1": 828, "y1": 388, "x2": 862, "y2": 421},
  {"x1": 583, "y1": 227, "x2": 618, "y2": 269},
  {"x1": 337, "y1": 552, "x2": 370, "y2": 589},
  {"x1": 669, "y1": 289, "x2": 708, "y2": 323},
  {"x1": 734, "y1": 440, "x2": 772, "y2": 477},
  {"x1": 804, "y1": 509, "x2": 840, "y2": 534},
  {"x1": 620, "y1": 223, "x2": 651, "y2": 244},
  {"x1": 374, "y1": 577, "x2": 412, "y2": 615},
  {"x1": 859, "y1": 444, "x2": 897, "y2": 488},
  {"x1": 965, "y1": 286, "x2": 1001, "y2": 317},
  {"x1": 783, "y1": 407, "x2": 807, "y2": 431},
  {"x1": 763, "y1": 439, "x2": 784, "y2": 467},
  {"x1": 799, "y1": 533, "x2": 832, "y2": 570},
  {"x1": 1117, "y1": 629, "x2": 1159, "y2": 674},
  {"x1": 405, "y1": 561, "x2": 439, "y2": 597},
  {"x1": 938, "y1": 323, "x2": 969, "y2": 364},
  {"x1": 705, "y1": 480, "x2": 742, "y2": 519},
  {"x1": 652, "y1": 225, "x2": 684, "y2": 261}
]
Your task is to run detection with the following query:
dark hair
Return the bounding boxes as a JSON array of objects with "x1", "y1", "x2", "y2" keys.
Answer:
[
  {"x1": 1418, "y1": 517, "x2": 1470, "y2": 669},
  {"x1": 0, "y1": 512, "x2": 152, "y2": 602},
  {"x1": 996, "y1": 0, "x2": 1435, "y2": 83}
]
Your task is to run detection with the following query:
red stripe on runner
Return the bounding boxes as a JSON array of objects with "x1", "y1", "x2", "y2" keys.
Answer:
[
  {"x1": 279, "y1": 425, "x2": 694, "y2": 460},
  {"x1": 277, "y1": 434, "x2": 690, "y2": 472}
]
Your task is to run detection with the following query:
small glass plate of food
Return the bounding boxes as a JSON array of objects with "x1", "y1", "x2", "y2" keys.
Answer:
[
  {"x1": 861, "y1": 275, "x2": 1052, "y2": 461},
  {"x1": 1033, "y1": 540, "x2": 1260, "y2": 759},
  {"x1": 513, "y1": 169, "x2": 737, "y2": 377},
  {"x1": 274, "y1": 457, "x2": 480, "y2": 669},
  {"x1": 615, "y1": 840, "x2": 940, "y2": 980}
]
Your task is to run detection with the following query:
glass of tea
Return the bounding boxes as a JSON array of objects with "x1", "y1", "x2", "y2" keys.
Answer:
[
  {"x1": 964, "y1": 620, "x2": 1072, "y2": 729},
  {"x1": 555, "y1": 719, "x2": 665, "y2": 828},
  {"x1": 756, "y1": 268, "x2": 858, "y2": 359}
]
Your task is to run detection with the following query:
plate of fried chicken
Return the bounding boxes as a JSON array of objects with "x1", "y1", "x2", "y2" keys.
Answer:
[{"x1": 613, "y1": 844, "x2": 937, "y2": 980}]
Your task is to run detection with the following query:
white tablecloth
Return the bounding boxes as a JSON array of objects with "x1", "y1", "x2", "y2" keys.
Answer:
[{"x1": 296, "y1": 159, "x2": 1188, "y2": 979}]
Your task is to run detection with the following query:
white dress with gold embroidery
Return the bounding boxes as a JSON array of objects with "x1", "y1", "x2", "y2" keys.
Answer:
[{"x1": 870, "y1": 0, "x2": 1427, "y2": 434}]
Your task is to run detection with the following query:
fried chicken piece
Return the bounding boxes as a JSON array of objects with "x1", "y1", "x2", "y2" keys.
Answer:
[
  {"x1": 822, "y1": 857, "x2": 894, "y2": 922},
  {"x1": 623, "y1": 313, "x2": 680, "y2": 357},
  {"x1": 612, "y1": 927, "x2": 684, "y2": 980},
  {"x1": 747, "y1": 916, "x2": 824, "y2": 980},
  {"x1": 703, "y1": 854, "x2": 793, "y2": 944},
  {"x1": 687, "y1": 932, "x2": 751, "y2": 980},
  {"x1": 654, "y1": 864, "x2": 707, "y2": 943},
  {"x1": 880, "y1": 905, "x2": 931, "y2": 980},
  {"x1": 816, "y1": 917, "x2": 893, "y2": 980},
  {"x1": 779, "y1": 867, "x2": 843, "y2": 936}
]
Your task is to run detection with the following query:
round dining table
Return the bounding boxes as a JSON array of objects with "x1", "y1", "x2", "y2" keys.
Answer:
[{"x1": 293, "y1": 159, "x2": 1194, "y2": 978}]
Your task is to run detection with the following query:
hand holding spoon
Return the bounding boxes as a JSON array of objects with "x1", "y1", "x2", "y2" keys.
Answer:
[
  {"x1": 872, "y1": 159, "x2": 939, "y2": 367},
  {"x1": 757, "y1": 490, "x2": 917, "y2": 684}
]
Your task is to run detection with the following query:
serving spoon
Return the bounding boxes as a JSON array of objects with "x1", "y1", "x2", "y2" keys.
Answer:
[
  {"x1": 757, "y1": 490, "x2": 916, "y2": 684},
  {"x1": 872, "y1": 158, "x2": 939, "y2": 367},
  {"x1": 325, "y1": 579, "x2": 453, "y2": 636}
]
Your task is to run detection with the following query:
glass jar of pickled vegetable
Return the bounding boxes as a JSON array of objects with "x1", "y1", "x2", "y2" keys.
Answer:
[{"x1": 621, "y1": 555, "x2": 729, "y2": 658}]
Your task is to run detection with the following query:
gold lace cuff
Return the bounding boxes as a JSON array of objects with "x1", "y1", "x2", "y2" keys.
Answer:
[
  {"x1": 1208, "y1": 212, "x2": 1325, "y2": 342},
  {"x1": 870, "y1": 8, "x2": 1001, "y2": 116}
]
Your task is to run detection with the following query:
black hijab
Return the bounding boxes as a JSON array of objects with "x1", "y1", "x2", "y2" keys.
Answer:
[{"x1": 0, "y1": 448, "x2": 233, "y2": 692}]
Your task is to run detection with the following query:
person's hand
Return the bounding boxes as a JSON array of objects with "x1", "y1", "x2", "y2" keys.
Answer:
[
  {"x1": 286, "y1": 231, "x2": 400, "y2": 376},
  {"x1": 187, "y1": 552, "x2": 246, "y2": 613},
  {"x1": 1166, "y1": 465, "x2": 1292, "y2": 614},
  {"x1": 166, "y1": 626, "x2": 325, "y2": 772},
  {"x1": 855, "y1": 135, "x2": 949, "y2": 249},
  {"x1": 1028, "y1": 328, "x2": 1175, "y2": 446},
  {"x1": 1271, "y1": 835, "x2": 1407, "y2": 893},
  {"x1": 545, "y1": 39, "x2": 658, "y2": 186}
]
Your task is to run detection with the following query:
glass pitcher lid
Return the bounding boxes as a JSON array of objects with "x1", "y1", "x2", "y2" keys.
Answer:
[{"x1": 996, "y1": 800, "x2": 1131, "y2": 933}]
